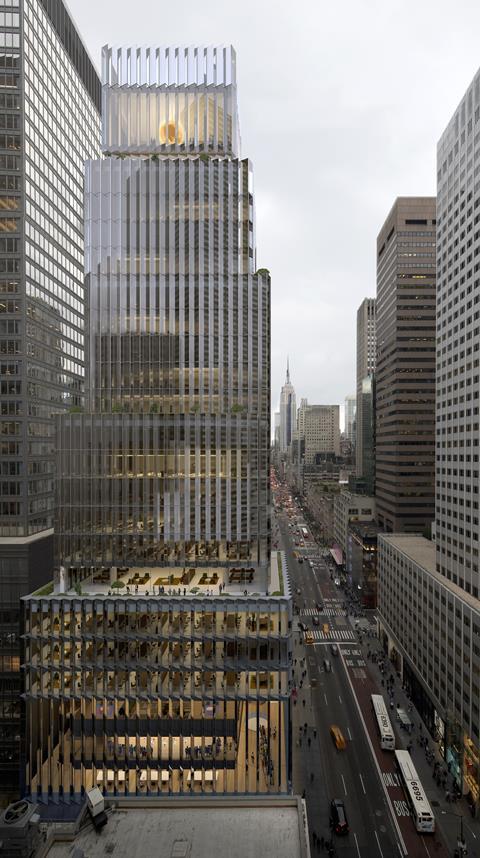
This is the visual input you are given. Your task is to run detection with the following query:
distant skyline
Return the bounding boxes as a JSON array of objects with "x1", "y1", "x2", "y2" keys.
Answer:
[{"x1": 69, "y1": 0, "x2": 480, "y2": 416}]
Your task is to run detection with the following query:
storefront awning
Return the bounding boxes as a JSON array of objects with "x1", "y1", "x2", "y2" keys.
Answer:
[{"x1": 329, "y1": 546, "x2": 343, "y2": 566}]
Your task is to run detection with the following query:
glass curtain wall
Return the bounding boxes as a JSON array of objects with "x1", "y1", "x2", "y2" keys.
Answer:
[
  {"x1": 22, "y1": 45, "x2": 284, "y2": 805},
  {"x1": 24, "y1": 594, "x2": 290, "y2": 798}
]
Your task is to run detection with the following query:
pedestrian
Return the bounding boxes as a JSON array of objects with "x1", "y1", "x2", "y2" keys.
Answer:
[
  {"x1": 310, "y1": 771, "x2": 314, "y2": 782},
  {"x1": 312, "y1": 832, "x2": 317, "y2": 847},
  {"x1": 319, "y1": 835, "x2": 325, "y2": 849},
  {"x1": 313, "y1": 728, "x2": 317, "y2": 738},
  {"x1": 445, "y1": 790, "x2": 450, "y2": 803},
  {"x1": 308, "y1": 737, "x2": 311, "y2": 747}
]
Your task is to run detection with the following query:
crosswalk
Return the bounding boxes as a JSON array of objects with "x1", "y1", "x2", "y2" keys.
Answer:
[
  {"x1": 300, "y1": 607, "x2": 347, "y2": 617},
  {"x1": 304, "y1": 629, "x2": 356, "y2": 642}
]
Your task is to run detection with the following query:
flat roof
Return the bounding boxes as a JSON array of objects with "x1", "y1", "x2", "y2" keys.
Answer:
[
  {"x1": 379, "y1": 534, "x2": 436, "y2": 573},
  {"x1": 44, "y1": 799, "x2": 308, "y2": 858},
  {"x1": 379, "y1": 534, "x2": 480, "y2": 615}
]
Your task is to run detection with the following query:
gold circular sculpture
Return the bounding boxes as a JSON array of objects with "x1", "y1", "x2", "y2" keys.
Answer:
[{"x1": 159, "y1": 121, "x2": 184, "y2": 145}]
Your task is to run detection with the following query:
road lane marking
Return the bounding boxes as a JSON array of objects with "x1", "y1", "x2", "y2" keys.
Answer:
[
  {"x1": 324, "y1": 693, "x2": 328, "y2": 705},
  {"x1": 420, "y1": 835, "x2": 434, "y2": 856},
  {"x1": 359, "y1": 773, "x2": 366, "y2": 794},
  {"x1": 353, "y1": 831, "x2": 361, "y2": 857},
  {"x1": 341, "y1": 773, "x2": 347, "y2": 795},
  {"x1": 339, "y1": 649, "x2": 408, "y2": 855},
  {"x1": 393, "y1": 799, "x2": 410, "y2": 817},
  {"x1": 374, "y1": 830, "x2": 384, "y2": 858},
  {"x1": 382, "y1": 771, "x2": 400, "y2": 788},
  {"x1": 338, "y1": 695, "x2": 342, "y2": 703},
  {"x1": 347, "y1": 727, "x2": 353, "y2": 740},
  {"x1": 465, "y1": 822, "x2": 477, "y2": 839}
]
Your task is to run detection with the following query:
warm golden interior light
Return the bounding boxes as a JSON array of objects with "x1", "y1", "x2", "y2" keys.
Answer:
[{"x1": 159, "y1": 121, "x2": 184, "y2": 145}]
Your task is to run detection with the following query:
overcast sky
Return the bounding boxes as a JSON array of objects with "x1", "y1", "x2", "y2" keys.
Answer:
[{"x1": 69, "y1": 0, "x2": 480, "y2": 422}]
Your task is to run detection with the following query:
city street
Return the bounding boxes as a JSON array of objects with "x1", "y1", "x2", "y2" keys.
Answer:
[
  {"x1": 273, "y1": 486, "x2": 454, "y2": 857},
  {"x1": 279, "y1": 510, "x2": 404, "y2": 857}
]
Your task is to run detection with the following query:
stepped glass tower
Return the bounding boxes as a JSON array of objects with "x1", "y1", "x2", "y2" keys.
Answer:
[{"x1": 22, "y1": 45, "x2": 291, "y2": 804}]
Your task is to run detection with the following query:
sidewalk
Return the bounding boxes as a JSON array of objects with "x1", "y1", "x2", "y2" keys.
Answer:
[
  {"x1": 290, "y1": 627, "x2": 332, "y2": 850},
  {"x1": 356, "y1": 625, "x2": 480, "y2": 857}
]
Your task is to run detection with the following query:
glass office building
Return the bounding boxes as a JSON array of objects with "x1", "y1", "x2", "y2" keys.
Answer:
[
  {"x1": 22, "y1": 45, "x2": 290, "y2": 805},
  {"x1": 0, "y1": 0, "x2": 100, "y2": 804}
]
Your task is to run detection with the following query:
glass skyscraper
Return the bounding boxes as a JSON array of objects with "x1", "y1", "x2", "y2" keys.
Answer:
[
  {"x1": 0, "y1": 0, "x2": 100, "y2": 804},
  {"x1": 22, "y1": 45, "x2": 291, "y2": 805}
]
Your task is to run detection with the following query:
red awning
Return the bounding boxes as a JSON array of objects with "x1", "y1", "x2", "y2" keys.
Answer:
[{"x1": 330, "y1": 546, "x2": 343, "y2": 566}]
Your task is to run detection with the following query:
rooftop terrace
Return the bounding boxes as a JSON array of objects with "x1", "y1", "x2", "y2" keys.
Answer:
[{"x1": 31, "y1": 552, "x2": 289, "y2": 601}]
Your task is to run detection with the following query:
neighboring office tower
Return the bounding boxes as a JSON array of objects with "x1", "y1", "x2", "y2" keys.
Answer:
[
  {"x1": 437, "y1": 79, "x2": 480, "y2": 597},
  {"x1": 304, "y1": 404, "x2": 340, "y2": 465},
  {"x1": 378, "y1": 65, "x2": 480, "y2": 818},
  {"x1": 22, "y1": 45, "x2": 291, "y2": 804},
  {"x1": 279, "y1": 359, "x2": 296, "y2": 452},
  {"x1": 344, "y1": 394, "x2": 356, "y2": 447},
  {"x1": 0, "y1": 0, "x2": 100, "y2": 805},
  {"x1": 273, "y1": 411, "x2": 280, "y2": 447},
  {"x1": 355, "y1": 298, "x2": 376, "y2": 480},
  {"x1": 375, "y1": 198, "x2": 436, "y2": 533},
  {"x1": 296, "y1": 397, "x2": 308, "y2": 441},
  {"x1": 358, "y1": 375, "x2": 375, "y2": 495}
]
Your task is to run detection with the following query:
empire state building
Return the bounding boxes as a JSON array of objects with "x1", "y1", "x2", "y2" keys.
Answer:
[{"x1": 279, "y1": 360, "x2": 296, "y2": 452}]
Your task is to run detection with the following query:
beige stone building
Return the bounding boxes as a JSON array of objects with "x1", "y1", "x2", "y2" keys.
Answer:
[
  {"x1": 304, "y1": 405, "x2": 340, "y2": 465},
  {"x1": 333, "y1": 490, "x2": 375, "y2": 555}
]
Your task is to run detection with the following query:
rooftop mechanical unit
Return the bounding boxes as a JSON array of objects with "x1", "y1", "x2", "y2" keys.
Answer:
[
  {"x1": 0, "y1": 800, "x2": 41, "y2": 858},
  {"x1": 86, "y1": 788, "x2": 108, "y2": 832}
]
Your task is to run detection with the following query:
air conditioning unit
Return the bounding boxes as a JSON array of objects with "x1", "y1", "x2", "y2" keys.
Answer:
[
  {"x1": 0, "y1": 800, "x2": 41, "y2": 858},
  {"x1": 86, "y1": 788, "x2": 108, "y2": 831}
]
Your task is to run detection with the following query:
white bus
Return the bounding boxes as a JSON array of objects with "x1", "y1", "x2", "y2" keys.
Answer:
[
  {"x1": 371, "y1": 694, "x2": 395, "y2": 750},
  {"x1": 300, "y1": 526, "x2": 309, "y2": 540},
  {"x1": 394, "y1": 750, "x2": 435, "y2": 833}
]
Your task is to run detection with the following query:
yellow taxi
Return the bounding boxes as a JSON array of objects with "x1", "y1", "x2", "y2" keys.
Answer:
[
  {"x1": 330, "y1": 724, "x2": 347, "y2": 750},
  {"x1": 323, "y1": 623, "x2": 330, "y2": 634},
  {"x1": 305, "y1": 630, "x2": 314, "y2": 645}
]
